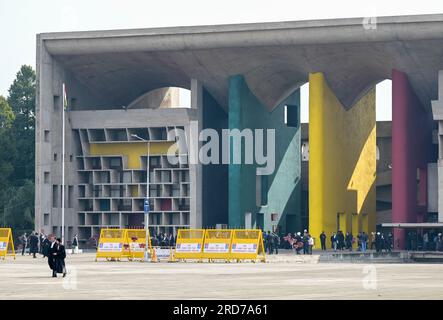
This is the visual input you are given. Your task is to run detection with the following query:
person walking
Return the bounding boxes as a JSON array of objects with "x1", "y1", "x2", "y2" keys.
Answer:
[
  {"x1": 308, "y1": 234, "x2": 314, "y2": 254},
  {"x1": 267, "y1": 231, "x2": 275, "y2": 255},
  {"x1": 41, "y1": 234, "x2": 50, "y2": 258},
  {"x1": 39, "y1": 232, "x2": 44, "y2": 255},
  {"x1": 435, "y1": 233, "x2": 443, "y2": 252},
  {"x1": 48, "y1": 236, "x2": 57, "y2": 277},
  {"x1": 29, "y1": 232, "x2": 39, "y2": 258},
  {"x1": 370, "y1": 232, "x2": 376, "y2": 250},
  {"x1": 263, "y1": 231, "x2": 269, "y2": 254},
  {"x1": 302, "y1": 230, "x2": 309, "y2": 255},
  {"x1": 72, "y1": 234, "x2": 79, "y2": 254},
  {"x1": 20, "y1": 233, "x2": 28, "y2": 256},
  {"x1": 272, "y1": 232, "x2": 280, "y2": 254},
  {"x1": 361, "y1": 232, "x2": 368, "y2": 252},
  {"x1": 423, "y1": 232, "x2": 429, "y2": 251},
  {"x1": 331, "y1": 233, "x2": 337, "y2": 251},
  {"x1": 345, "y1": 232, "x2": 353, "y2": 251},
  {"x1": 375, "y1": 232, "x2": 382, "y2": 253},
  {"x1": 386, "y1": 233, "x2": 393, "y2": 252},
  {"x1": 337, "y1": 231, "x2": 345, "y2": 250},
  {"x1": 294, "y1": 232, "x2": 303, "y2": 255},
  {"x1": 320, "y1": 231, "x2": 327, "y2": 251},
  {"x1": 53, "y1": 238, "x2": 67, "y2": 278},
  {"x1": 48, "y1": 237, "x2": 67, "y2": 278}
]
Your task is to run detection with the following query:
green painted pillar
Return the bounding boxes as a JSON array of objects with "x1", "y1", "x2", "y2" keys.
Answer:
[{"x1": 228, "y1": 75, "x2": 302, "y2": 234}]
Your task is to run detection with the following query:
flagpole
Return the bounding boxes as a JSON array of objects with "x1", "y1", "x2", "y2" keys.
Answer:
[{"x1": 61, "y1": 83, "x2": 66, "y2": 245}]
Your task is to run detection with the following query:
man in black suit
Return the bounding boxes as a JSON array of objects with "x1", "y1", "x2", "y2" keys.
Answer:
[
  {"x1": 54, "y1": 238, "x2": 67, "y2": 278},
  {"x1": 29, "y1": 232, "x2": 39, "y2": 258},
  {"x1": 320, "y1": 231, "x2": 327, "y2": 251},
  {"x1": 41, "y1": 235, "x2": 50, "y2": 258},
  {"x1": 48, "y1": 236, "x2": 57, "y2": 277}
]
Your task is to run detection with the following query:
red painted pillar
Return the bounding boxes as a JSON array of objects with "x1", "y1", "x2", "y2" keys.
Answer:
[{"x1": 391, "y1": 70, "x2": 434, "y2": 250}]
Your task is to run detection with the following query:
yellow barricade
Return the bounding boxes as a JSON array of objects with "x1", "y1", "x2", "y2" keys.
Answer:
[
  {"x1": 96, "y1": 228, "x2": 131, "y2": 261},
  {"x1": 0, "y1": 228, "x2": 15, "y2": 260},
  {"x1": 152, "y1": 246, "x2": 175, "y2": 262},
  {"x1": 202, "y1": 229, "x2": 233, "y2": 261},
  {"x1": 230, "y1": 229, "x2": 266, "y2": 262},
  {"x1": 126, "y1": 229, "x2": 151, "y2": 260},
  {"x1": 174, "y1": 229, "x2": 205, "y2": 260}
]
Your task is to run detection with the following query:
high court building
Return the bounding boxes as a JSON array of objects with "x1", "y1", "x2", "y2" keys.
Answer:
[{"x1": 35, "y1": 14, "x2": 443, "y2": 248}]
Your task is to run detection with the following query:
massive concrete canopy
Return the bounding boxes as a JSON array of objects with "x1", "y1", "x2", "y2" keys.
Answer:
[{"x1": 40, "y1": 14, "x2": 443, "y2": 111}]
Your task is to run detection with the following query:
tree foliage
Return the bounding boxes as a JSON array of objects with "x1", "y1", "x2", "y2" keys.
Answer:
[{"x1": 0, "y1": 65, "x2": 35, "y2": 231}]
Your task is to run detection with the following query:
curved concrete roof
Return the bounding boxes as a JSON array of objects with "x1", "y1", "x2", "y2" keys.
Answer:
[{"x1": 40, "y1": 14, "x2": 443, "y2": 110}]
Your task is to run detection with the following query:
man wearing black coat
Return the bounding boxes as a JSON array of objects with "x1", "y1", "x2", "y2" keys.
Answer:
[
  {"x1": 49, "y1": 238, "x2": 66, "y2": 278},
  {"x1": 320, "y1": 231, "x2": 327, "y2": 251},
  {"x1": 41, "y1": 235, "x2": 50, "y2": 258},
  {"x1": 337, "y1": 231, "x2": 345, "y2": 250},
  {"x1": 48, "y1": 238, "x2": 67, "y2": 278},
  {"x1": 29, "y1": 232, "x2": 39, "y2": 258},
  {"x1": 48, "y1": 236, "x2": 57, "y2": 277},
  {"x1": 54, "y1": 238, "x2": 67, "y2": 277}
]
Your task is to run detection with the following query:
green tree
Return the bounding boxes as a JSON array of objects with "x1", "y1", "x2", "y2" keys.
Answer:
[
  {"x1": 7, "y1": 65, "x2": 36, "y2": 183},
  {"x1": 7, "y1": 65, "x2": 35, "y2": 130},
  {"x1": 0, "y1": 65, "x2": 36, "y2": 230},
  {"x1": 2, "y1": 180, "x2": 34, "y2": 230},
  {"x1": 0, "y1": 97, "x2": 16, "y2": 227},
  {"x1": 0, "y1": 96, "x2": 14, "y2": 128}
]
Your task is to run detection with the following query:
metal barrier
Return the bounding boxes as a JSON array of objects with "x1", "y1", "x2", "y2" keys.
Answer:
[
  {"x1": 202, "y1": 229, "x2": 233, "y2": 262},
  {"x1": 174, "y1": 229, "x2": 205, "y2": 261},
  {"x1": 174, "y1": 229, "x2": 266, "y2": 263},
  {"x1": 0, "y1": 228, "x2": 15, "y2": 260},
  {"x1": 151, "y1": 246, "x2": 176, "y2": 262}
]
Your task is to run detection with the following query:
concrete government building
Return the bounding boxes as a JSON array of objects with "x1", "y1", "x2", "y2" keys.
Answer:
[{"x1": 36, "y1": 14, "x2": 443, "y2": 248}]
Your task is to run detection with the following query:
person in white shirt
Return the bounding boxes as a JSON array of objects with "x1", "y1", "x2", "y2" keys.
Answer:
[{"x1": 308, "y1": 235, "x2": 314, "y2": 255}]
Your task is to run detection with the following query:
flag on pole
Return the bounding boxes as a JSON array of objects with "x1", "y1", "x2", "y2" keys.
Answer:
[{"x1": 62, "y1": 83, "x2": 68, "y2": 110}]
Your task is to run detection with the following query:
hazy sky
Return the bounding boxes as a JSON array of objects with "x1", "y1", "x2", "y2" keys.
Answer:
[{"x1": 1, "y1": 0, "x2": 442, "y2": 121}]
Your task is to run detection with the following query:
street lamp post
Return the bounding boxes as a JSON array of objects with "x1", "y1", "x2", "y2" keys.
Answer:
[{"x1": 131, "y1": 134, "x2": 150, "y2": 262}]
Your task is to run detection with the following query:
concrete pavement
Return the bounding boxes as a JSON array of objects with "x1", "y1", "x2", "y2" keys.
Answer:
[{"x1": 1, "y1": 253, "x2": 443, "y2": 299}]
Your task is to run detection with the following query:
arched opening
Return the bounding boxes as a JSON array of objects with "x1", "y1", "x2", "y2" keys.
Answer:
[
  {"x1": 300, "y1": 80, "x2": 393, "y2": 124},
  {"x1": 127, "y1": 87, "x2": 191, "y2": 109}
]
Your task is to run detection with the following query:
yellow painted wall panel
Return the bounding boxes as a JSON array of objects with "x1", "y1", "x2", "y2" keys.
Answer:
[
  {"x1": 309, "y1": 72, "x2": 376, "y2": 246},
  {"x1": 89, "y1": 142, "x2": 177, "y2": 169}
]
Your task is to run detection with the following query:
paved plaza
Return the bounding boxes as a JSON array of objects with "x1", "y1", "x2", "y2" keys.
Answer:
[{"x1": 1, "y1": 253, "x2": 443, "y2": 299}]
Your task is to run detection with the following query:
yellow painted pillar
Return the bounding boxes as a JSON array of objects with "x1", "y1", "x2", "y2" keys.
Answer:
[{"x1": 308, "y1": 72, "x2": 376, "y2": 248}]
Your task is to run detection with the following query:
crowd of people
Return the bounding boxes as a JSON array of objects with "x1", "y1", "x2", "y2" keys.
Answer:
[
  {"x1": 150, "y1": 233, "x2": 177, "y2": 247},
  {"x1": 265, "y1": 230, "x2": 315, "y2": 255},
  {"x1": 407, "y1": 231, "x2": 443, "y2": 251},
  {"x1": 18, "y1": 231, "x2": 67, "y2": 277},
  {"x1": 18, "y1": 231, "x2": 79, "y2": 257},
  {"x1": 263, "y1": 229, "x2": 443, "y2": 254},
  {"x1": 328, "y1": 231, "x2": 393, "y2": 253}
]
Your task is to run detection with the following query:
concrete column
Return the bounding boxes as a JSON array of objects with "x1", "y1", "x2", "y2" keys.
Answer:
[
  {"x1": 189, "y1": 79, "x2": 203, "y2": 228},
  {"x1": 308, "y1": 72, "x2": 376, "y2": 247},
  {"x1": 392, "y1": 69, "x2": 434, "y2": 249},
  {"x1": 35, "y1": 36, "x2": 54, "y2": 235},
  {"x1": 228, "y1": 75, "x2": 302, "y2": 233},
  {"x1": 432, "y1": 70, "x2": 443, "y2": 222},
  {"x1": 439, "y1": 162, "x2": 443, "y2": 222}
]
